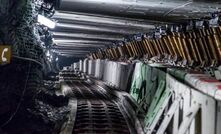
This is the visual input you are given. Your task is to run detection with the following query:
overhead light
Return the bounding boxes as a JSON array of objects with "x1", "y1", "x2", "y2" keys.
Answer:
[
  {"x1": 56, "y1": 57, "x2": 59, "y2": 61},
  {"x1": 46, "y1": 50, "x2": 50, "y2": 57},
  {"x1": 37, "y1": 14, "x2": 56, "y2": 29}
]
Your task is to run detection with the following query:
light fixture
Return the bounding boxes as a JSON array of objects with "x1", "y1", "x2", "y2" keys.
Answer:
[
  {"x1": 37, "y1": 14, "x2": 56, "y2": 29},
  {"x1": 56, "y1": 57, "x2": 59, "y2": 61},
  {"x1": 46, "y1": 50, "x2": 50, "y2": 57},
  {"x1": 49, "y1": 58, "x2": 52, "y2": 62}
]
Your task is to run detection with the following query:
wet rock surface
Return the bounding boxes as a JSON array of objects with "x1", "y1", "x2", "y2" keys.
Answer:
[{"x1": 0, "y1": 81, "x2": 70, "y2": 134}]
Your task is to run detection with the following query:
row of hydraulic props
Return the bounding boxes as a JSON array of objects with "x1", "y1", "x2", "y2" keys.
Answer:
[{"x1": 91, "y1": 26, "x2": 221, "y2": 68}]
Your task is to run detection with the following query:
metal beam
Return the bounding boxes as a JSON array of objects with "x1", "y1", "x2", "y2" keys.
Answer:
[
  {"x1": 55, "y1": 22, "x2": 148, "y2": 35},
  {"x1": 59, "y1": 54, "x2": 86, "y2": 58},
  {"x1": 54, "y1": 44, "x2": 108, "y2": 48},
  {"x1": 58, "y1": 0, "x2": 221, "y2": 22},
  {"x1": 56, "y1": 51, "x2": 91, "y2": 55},
  {"x1": 52, "y1": 46, "x2": 98, "y2": 51},
  {"x1": 57, "y1": 52, "x2": 90, "y2": 54},
  {"x1": 53, "y1": 11, "x2": 156, "y2": 29},
  {"x1": 53, "y1": 45, "x2": 104, "y2": 48},
  {"x1": 58, "y1": 51, "x2": 90, "y2": 55},
  {"x1": 54, "y1": 39, "x2": 112, "y2": 45},
  {"x1": 55, "y1": 48, "x2": 91, "y2": 51},
  {"x1": 53, "y1": 32, "x2": 124, "y2": 41}
]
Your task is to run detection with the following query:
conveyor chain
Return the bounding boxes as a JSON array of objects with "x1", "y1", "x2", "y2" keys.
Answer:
[
  {"x1": 68, "y1": 81, "x2": 131, "y2": 134},
  {"x1": 73, "y1": 100, "x2": 130, "y2": 133}
]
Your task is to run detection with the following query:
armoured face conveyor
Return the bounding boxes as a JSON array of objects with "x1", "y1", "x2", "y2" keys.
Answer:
[{"x1": 1, "y1": 0, "x2": 221, "y2": 134}]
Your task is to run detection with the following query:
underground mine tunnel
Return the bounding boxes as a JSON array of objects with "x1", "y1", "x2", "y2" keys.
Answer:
[{"x1": 1, "y1": 0, "x2": 221, "y2": 134}]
